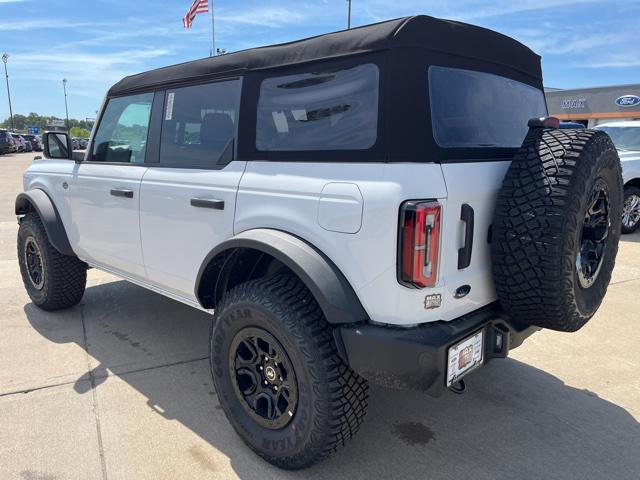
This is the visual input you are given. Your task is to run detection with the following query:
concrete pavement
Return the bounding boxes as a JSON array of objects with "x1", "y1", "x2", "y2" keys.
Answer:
[{"x1": 0, "y1": 152, "x2": 638, "y2": 480}]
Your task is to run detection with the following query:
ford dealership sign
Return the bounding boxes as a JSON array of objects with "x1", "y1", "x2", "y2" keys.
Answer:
[{"x1": 615, "y1": 95, "x2": 640, "y2": 108}]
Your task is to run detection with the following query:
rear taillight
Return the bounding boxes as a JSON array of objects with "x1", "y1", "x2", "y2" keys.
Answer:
[{"x1": 398, "y1": 201, "x2": 441, "y2": 288}]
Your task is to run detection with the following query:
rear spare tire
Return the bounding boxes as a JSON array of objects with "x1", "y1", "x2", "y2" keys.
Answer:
[{"x1": 492, "y1": 128, "x2": 622, "y2": 332}]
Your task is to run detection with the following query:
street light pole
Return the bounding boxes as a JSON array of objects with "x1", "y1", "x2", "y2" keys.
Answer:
[
  {"x1": 347, "y1": 0, "x2": 352, "y2": 29},
  {"x1": 62, "y1": 78, "x2": 70, "y2": 132},
  {"x1": 2, "y1": 53, "x2": 14, "y2": 131}
]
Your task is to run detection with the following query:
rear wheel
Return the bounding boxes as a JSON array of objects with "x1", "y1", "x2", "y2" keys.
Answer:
[
  {"x1": 17, "y1": 213, "x2": 86, "y2": 310},
  {"x1": 209, "y1": 273, "x2": 368, "y2": 469},
  {"x1": 622, "y1": 186, "x2": 640, "y2": 234}
]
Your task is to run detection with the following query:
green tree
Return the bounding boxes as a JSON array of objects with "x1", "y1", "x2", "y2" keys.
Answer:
[
  {"x1": 70, "y1": 127, "x2": 90, "y2": 138},
  {"x1": 1, "y1": 113, "x2": 95, "y2": 132}
]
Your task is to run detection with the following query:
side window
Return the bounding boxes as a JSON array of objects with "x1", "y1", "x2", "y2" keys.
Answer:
[
  {"x1": 160, "y1": 79, "x2": 240, "y2": 167},
  {"x1": 256, "y1": 63, "x2": 379, "y2": 151},
  {"x1": 91, "y1": 93, "x2": 154, "y2": 163}
]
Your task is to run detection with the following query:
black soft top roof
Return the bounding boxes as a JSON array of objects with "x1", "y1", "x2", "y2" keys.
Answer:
[{"x1": 108, "y1": 15, "x2": 541, "y2": 96}]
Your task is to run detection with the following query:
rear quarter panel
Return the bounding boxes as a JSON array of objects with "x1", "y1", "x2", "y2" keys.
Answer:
[{"x1": 235, "y1": 161, "x2": 453, "y2": 326}]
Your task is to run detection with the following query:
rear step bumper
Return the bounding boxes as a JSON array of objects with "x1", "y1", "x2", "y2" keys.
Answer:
[{"x1": 334, "y1": 304, "x2": 539, "y2": 396}]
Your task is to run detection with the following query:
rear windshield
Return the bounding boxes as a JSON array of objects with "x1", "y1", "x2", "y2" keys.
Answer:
[
  {"x1": 256, "y1": 63, "x2": 379, "y2": 151},
  {"x1": 429, "y1": 66, "x2": 547, "y2": 148},
  {"x1": 594, "y1": 126, "x2": 640, "y2": 151}
]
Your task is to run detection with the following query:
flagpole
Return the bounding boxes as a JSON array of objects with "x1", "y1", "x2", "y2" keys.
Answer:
[
  {"x1": 210, "y1": 0, "x2": 215, "y2": 56},
  {"x1": 347, "y1": 0, "x2": 351, "y2": 29}
]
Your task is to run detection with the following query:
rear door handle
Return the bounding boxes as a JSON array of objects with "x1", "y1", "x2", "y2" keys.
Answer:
[
  {"x1": 190, "y1": 198, "x2": 225, "y2": 210},
  {"x1": 457, "y1": 204, "x2": 474, "y2": 270},
  {"x1": 110, "y1": 189, "x2": 134, "y2": 198}
]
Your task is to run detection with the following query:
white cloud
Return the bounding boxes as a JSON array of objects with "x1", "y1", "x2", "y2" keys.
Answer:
[
  {"x1": 0, "y1": 20, "x2": 92, "y2": 31},
  {"x1": 354, "y1": 0, "x2": 602, "y2": 23},
  {"x1": 217, "y1": 7, "x2": 308, "y2": 28},
  {"x1": 9, "y1": 48, "x2": 172, "y2": 102},
  {"x1": 511, "y1": 31, "x2": 632, "y2": 56},
  {"x1": 584, "y1": 54, "x2": 640, "y2": 68}
]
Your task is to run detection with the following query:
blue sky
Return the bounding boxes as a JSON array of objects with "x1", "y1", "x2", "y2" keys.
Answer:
[{"x1": 1, "y1": 0, "x2": 639, "y2": 121}]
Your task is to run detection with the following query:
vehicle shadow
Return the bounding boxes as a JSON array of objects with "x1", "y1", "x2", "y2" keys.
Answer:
[{"x1": 24, "y1": 280, "x2": 640, "y2": 480}]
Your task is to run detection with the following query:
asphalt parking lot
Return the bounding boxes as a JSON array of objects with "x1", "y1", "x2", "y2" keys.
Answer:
[{"x1": 0, "y1": 151, "x2": 639, "y2": 480}]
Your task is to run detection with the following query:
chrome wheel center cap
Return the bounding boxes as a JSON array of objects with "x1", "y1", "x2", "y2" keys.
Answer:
[{"x1": 265, "y1": 366, "x2": 277, "y2": 382}]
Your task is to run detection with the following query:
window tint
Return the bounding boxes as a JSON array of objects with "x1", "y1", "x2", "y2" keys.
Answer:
[
  {"x1": 160, "y1": 80, "x2": 240, "y2": 167},
  {"x1": 429, "y1": 66, "x2": 547, "y2": 148},
  {"x1": 256, "y1": 63, "x2": 379, "y2": 151},
  {"x1": 92, "y1": 92, "x2": 153, "y2": 163}
]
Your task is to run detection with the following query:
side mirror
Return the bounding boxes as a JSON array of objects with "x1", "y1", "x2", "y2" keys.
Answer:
[{"x1": 43, "y1": 131, "x2": 73, "y2": 160}]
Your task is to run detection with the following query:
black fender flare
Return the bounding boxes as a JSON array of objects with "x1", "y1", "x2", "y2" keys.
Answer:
[
  {"x1": 15, "y1": 189, "x2": 75, "y2": 256},
  {"x1": 195, "y1": 229, "x2": 369, "y2": 324}
]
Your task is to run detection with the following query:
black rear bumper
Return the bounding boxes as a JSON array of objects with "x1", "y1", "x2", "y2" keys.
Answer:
[{"x1": 334, "y1": 304, "x2": 539, "y2": 396}]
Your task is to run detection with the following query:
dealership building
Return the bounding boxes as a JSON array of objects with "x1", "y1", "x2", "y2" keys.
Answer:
[{"x1": 545, "y1": 84, "x2": 640, "y2": 128}]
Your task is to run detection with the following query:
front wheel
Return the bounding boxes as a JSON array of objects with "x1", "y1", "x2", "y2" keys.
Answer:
[
  {"x1": 622, "y1": 186, "x2": 640, "y2": 234},
  {"x1": 17, "y1": 213, "x2": 87, "y2": 310},
  {"x1": 209, "y1": 273, "x2": 369, "y2": 469}
]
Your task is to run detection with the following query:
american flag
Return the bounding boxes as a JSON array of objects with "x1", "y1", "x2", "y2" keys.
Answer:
[{"x1": 183, "y1": 0, "x2": 209, "y2": 29}]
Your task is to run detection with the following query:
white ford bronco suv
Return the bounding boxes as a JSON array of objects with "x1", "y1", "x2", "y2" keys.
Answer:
[{"x1": 16, "y1": 16, "x2": 622, "y2": 469}]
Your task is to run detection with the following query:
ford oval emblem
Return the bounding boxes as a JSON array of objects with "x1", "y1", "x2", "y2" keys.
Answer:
[{"x1": 615, "y1": 95, "x2": 640, "y2": 108}]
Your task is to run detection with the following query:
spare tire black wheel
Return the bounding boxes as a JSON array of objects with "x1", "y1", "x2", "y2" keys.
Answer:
[{"x1": 492, "y1": 128, "x2": 623, "y2": 332}]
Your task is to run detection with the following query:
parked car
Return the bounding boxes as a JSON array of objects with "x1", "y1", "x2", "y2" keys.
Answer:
[
  {"x1": 12, "y1": 134, "x2": 26, "y2": 152},
  {"x1": 595, "y1": 121, "x2": 640, "y2": 233},
  {"x1": 11, "y1": 132, "x2": 26, "y2": 153},
  {"x1": 16, "y1": 15, "x2": 622, "y2": 469},
  {"x1": 21, "y1": 134, "x2": 42, "y2": 152},
  {"x1": 0, "y1": 130, "x2": 16, "y2": 154},
  {"x1": 23, "y1": 136, "x2": 33, "y2": 152}
]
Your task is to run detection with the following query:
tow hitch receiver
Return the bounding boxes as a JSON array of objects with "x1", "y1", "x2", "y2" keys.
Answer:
[{"x1": 446, "y1": 323, "x2": 512, "y2": 393}]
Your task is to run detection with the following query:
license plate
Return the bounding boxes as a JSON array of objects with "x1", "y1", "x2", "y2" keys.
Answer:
[{"x1": 446, "y1": 330, "x2": 484, "y2": 387}]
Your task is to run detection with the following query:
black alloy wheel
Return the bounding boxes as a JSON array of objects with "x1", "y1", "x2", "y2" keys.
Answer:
[
  {"x1": 577, "y1": 178, "x2": 611, "y2": 289},
  {"x1": 229, "y1": 327, "x2": 298, "y2": 430},
  {"x1": 24, "y1": 236, "x2": 45, "y2": 290}
]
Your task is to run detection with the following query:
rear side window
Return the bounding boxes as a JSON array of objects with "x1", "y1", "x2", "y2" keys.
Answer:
[
  {"x1": 429, "y1": 66, "x2": 547, "y2": 148},
  {"x1": 160, "y1": 79, "x2": 240, "y2": 167},
  {"x1": 256, "y1": 63, "x2": 379, "y2": 151},
  {"x1": 92, "y1": 92, "x2": 154, "y2": 163}
]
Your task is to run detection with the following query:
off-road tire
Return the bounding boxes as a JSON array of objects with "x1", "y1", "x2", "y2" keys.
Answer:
[
  {"x1": 492, "y1": 129, "x2": 622, "y2": 332},
  {"x1": 622, "y1": 185, "x2": 640, "y2": 234},
  {"x1": 17, "y1": 213, "x2": 86, "y2": 310},
  {"x1": 209, "y1": 273, "x2": 369, "y2": 469}
]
